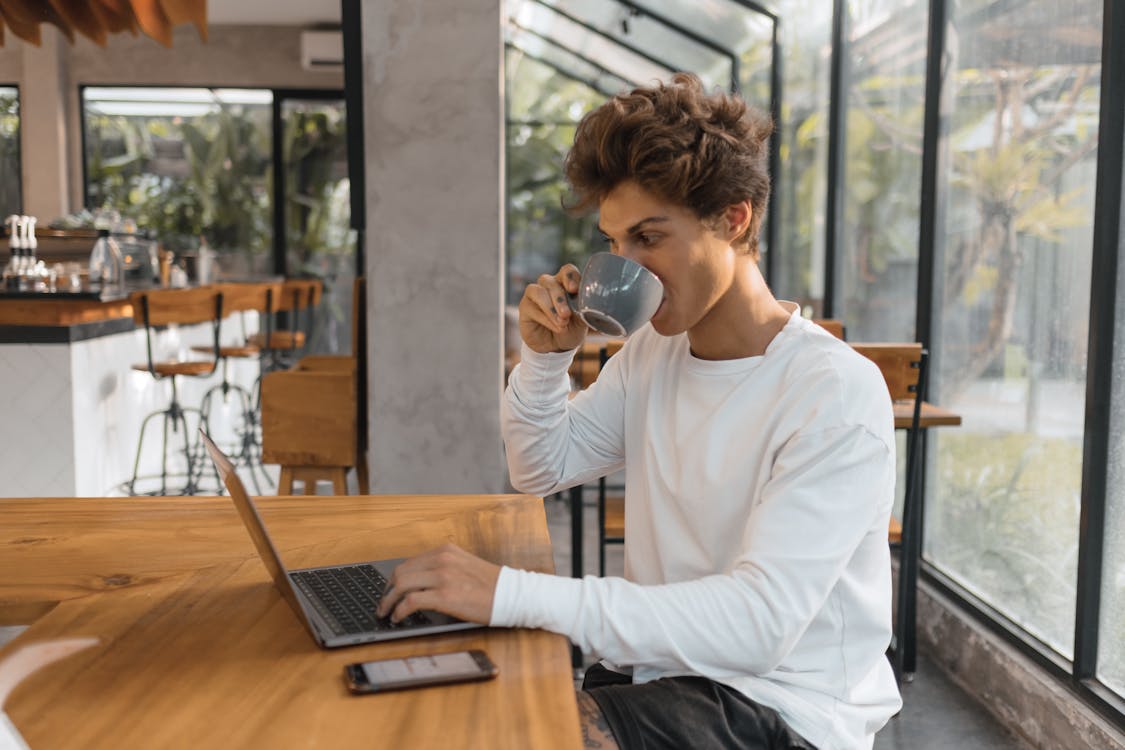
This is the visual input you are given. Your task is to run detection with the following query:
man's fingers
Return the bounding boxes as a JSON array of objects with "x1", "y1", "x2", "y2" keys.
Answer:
[
  {"x1": 377, "y1": 574, "x2": 421, "y2": 617},
  {"x1": 524, "y1": 285, "x2": 566, "y2": 331},
  {"x1": 558, "y1": 264, "x2": 581, "y2": 294},
  {"x1": 391, "y1": 589, "x2": 441, "y2": 623},
  {"x1": 534, "y1": 275, "x2": 572, "y2": 323}
]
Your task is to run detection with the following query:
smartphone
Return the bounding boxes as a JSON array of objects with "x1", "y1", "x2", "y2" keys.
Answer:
[{"x1": 344, "y1": 650, "x2": 499, "y2": 694}]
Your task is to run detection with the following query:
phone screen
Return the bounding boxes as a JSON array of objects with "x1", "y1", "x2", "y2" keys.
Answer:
[
  {"x1": 363, "y1": 651, "x2": 481, "y2": 683},
  {"x1": 346, "y1": 650, "x2": 497, "y2": 693}
]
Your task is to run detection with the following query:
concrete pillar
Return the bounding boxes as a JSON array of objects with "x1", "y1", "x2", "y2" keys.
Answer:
[
  {"x1": 19, "y1": 28, "x2": 69, "y2": 219},
  {"x1": 360, "y1": 1, "x2": 507, "y2": 493}
]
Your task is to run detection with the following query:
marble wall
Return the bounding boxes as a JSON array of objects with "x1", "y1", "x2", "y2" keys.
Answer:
[{"x1": 361, "y1": 1, "x2": 507, "y2": 493}]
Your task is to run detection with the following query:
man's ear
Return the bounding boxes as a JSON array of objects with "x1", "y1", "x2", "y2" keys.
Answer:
[{"x1": 723, "y1": 201, "x2": 753, "y2": 243}]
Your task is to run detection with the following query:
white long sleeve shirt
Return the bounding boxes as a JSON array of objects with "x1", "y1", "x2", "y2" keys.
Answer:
[{"x1": 495, "y1": 309, "x2": 902, "y2": 749}]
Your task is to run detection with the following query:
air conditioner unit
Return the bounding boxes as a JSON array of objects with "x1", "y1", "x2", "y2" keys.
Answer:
[{"x1": 301, "y1": 30, "x2": 343, "y2": 72}]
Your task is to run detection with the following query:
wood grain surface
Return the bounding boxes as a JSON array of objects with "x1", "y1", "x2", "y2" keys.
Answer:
[{"x1": 0, "y1": 494, "x2": 580, "y2": 749}]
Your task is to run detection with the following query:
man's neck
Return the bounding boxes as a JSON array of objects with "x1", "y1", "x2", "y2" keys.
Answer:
[{"x1": 687, "y1": 258, "x2": 792, "y2": 361}]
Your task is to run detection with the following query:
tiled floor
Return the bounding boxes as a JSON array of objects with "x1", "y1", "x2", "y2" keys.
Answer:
[{"x1": 545, "y1": 492, "x2": 1028, "y2": 750}]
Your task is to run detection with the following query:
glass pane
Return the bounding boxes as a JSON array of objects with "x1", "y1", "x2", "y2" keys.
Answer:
[
  {"x1": 735, "y1": 14, "x2": 775, "y2": 260},
  {"x1": 837, "y1": 0, "x2": 928, "y2": 341},
  {"x1": 509, "y1": 1, "x2": 675, "y2": 87},
  {"x1": 83, "y1": 86, "x2": 273, "y2": 275},
  {"x1": 1103, "y1": 162, "x2": 1125, "y2": 695},
  {"x1": 506, "y1": 26, "x2": 635, "y2": 96},
  {"x1": 506, "y1": 51, "x2": 603, "y2": 304},
  {"x1": 927, "y1": 0, "x2": 1103, "y2": 658},
  {"x1": 771, "y1": 0, "x2": 832, "y2": 312},
  {"x1": 0, "y1": 86, "x2": 20, "y2": 216},
  {"x1": 534, "y1": 0, "x2": 733, "y2": 89},
  {"x1": 281, "y1": 98, "x2": 352, "y2": 355},
  {"x1": 505, "y1": 51, "x2": 604, "y2": 376}
]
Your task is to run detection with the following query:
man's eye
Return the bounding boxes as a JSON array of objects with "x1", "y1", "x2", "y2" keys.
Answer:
[{"x1": 638, "y1": 234, "x2": 658, "y2": 246}]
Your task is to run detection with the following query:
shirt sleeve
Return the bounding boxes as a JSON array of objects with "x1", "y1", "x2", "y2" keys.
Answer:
[
  {"x1": 490, "y1": 422, "x2": 895, "y2": 678},
  {"x1": 501, "y1": 342, "x2": 628, "y2": 496}
]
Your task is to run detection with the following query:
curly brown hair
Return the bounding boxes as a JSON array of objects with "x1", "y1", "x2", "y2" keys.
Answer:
[{"x1": 563, "y1": 73, "x2": 773, "y2": 257}]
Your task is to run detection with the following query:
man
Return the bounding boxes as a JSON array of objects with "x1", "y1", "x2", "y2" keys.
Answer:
[{"x1": 377, "y1": 73, "x2": 902, "y2": 749}]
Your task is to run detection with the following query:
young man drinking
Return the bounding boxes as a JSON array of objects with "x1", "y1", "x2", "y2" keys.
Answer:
[{"x1": 377, "y1": 73, "x2": 902, "y2": 749}]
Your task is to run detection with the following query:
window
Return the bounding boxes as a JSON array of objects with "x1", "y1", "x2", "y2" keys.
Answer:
[
  {"x1": 279, "y1": 95, "x2": 353, "y2": 354},
  {"x1": 83, "y1": 86, "x2": 273, "y2": 275},
  {"x1": 770, "y1": 0, "x2": 832, "y2": 314},
  {"x1": 927, "y1": 0, "x2": 1103, "y2": 659},
  {"x1": 837, "y1": 0, "x2": 928, "y2": 341},
  {"x1": 0, "y1": 85, "x2": 20, "y2": 217},
  {"x1": 82, "y1": 86, "x2": 355, "y2": 355}
]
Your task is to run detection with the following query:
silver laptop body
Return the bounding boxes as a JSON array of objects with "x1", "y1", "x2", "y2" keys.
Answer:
[{"x1": 201, "y1": 431, "x2": 480, "y2": 648}]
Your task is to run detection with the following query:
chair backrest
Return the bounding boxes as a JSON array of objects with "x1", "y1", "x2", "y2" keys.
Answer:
[
  {"x1": 813, "y1": 318, "x2": 846, "y2": 340},
  {"x1": 569, "y1": 338, "x2": 625, "y2": 390},
  {"x1": 850, "y1": 343, "x2": 924, "y2": 402},
  {"x1": 130, "y1": 287, "x2": 224, "y2": 373},
  {"x1": 598, "y1": 339, "x2": 624, "y2": 369},
  {"x1": 130, "y1": 287, "x2": 223, "y2": 327},
  {"x1": 216, "y1": 281, "x2": 279, "y2": 315},
  {"x1": 276, "y1": 278, "x2": 322, "y2": 313}
]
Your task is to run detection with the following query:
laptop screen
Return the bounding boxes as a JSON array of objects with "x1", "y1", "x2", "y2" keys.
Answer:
[{"x1": 199, "y1": 431, "x2": 307, "y2": 618}]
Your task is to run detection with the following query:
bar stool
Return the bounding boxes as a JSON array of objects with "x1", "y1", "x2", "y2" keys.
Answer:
[
  {"x1": 251, "y1": 278, "x2": 323, "y2": 374},
  {"x1": 194, "y1": 281, "x2": 279, "y2": 494},
  {"x1": 128, "y1": 286, "x2": 223, "y2": 496}
]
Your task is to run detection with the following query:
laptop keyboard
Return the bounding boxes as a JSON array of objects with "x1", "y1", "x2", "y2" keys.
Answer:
[{"x1": 290, "y1": 564, "x2": 432, "y2": 636}]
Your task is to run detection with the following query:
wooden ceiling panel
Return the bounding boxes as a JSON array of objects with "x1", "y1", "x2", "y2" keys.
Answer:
[{"x1": 0, "y1": 0, "x2": 204, "y2": 47}]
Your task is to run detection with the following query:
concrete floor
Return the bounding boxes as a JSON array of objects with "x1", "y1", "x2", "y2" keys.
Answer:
[{"x1": 546, "y1": 492, "x2": 1028, "y2": 750}]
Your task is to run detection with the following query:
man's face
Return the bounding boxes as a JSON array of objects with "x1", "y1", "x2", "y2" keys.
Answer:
[{"x1": 597, "y1": 180, "x2": 740, "y2": 338}]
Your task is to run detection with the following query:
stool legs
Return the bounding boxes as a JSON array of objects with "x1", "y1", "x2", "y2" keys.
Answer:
[
  {"x1": 129, "y1": 377, "x2": 201, "y2": 496},
  {"x1": 200, "y1": 358, "x2": 271, "y2": 495}
]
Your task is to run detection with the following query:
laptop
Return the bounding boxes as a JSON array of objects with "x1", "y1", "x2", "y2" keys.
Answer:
[{"x1": 200, "y1": 431, "x2": 481, "y2": 648}]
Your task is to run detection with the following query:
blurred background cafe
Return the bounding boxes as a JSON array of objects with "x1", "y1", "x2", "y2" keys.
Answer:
[{"x1": 0, "y1": 0, "x2": 1123, "y2": 748}]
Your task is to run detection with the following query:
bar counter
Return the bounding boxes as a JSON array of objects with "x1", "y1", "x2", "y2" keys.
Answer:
[{"x1": 0, "y1": 283, "x2": 270, "y2": 497}]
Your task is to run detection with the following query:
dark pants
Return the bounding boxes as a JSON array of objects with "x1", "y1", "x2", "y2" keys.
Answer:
[{"x1": 582, "y1": 663, "x2": 818, "y2": 750}]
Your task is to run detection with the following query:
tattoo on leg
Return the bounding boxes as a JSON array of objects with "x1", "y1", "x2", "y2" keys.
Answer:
[{"x1": 577, "y1": 691, "x2": 619, "y2": 749}]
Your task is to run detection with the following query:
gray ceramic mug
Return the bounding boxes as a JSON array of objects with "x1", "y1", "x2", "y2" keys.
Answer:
[{"x1": 567, "y1": 252, "x2": 664, "y2": 337}]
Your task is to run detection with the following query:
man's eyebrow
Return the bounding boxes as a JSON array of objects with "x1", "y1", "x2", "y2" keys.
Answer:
[{"x1": 597, "y1": 216, "x2": 671, "y2": 236}]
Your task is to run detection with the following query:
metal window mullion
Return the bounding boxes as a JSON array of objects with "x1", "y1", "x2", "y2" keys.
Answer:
[
  {"x1": 509, "y1": 21, "x2": 647, "y2": 86},
  {"x1": 527, "y1": 0, "x2": 679, "y2": 80},
  {"x1": 823, "y1": 0, "x2": 846, "y2": 318},
  {"x1": 342, "y1": 0, "x2": 366, "y2": 279},
  {"x1": 270, "y1": 95, "x2": 284, "y2": 277},
  {"x1": 1074, "y1": 0, "x2": 1125, "y2": 684},
  {"x1": 506, "y1": 43, "x2": 621, "y2": 99},
  {"x1": 764, "y1": 18, "x2": 781, "y2": 284}
]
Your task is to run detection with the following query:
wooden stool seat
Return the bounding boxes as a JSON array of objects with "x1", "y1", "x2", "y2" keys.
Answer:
[
  {"x1": 604, "y1": 495, "x2": 625, "y2": 539},
  {"x1": 249, "y1": 330, "x2": 306, "y2": 350},
  {"x1": 131, "y1": 360, "x2": 216, "y2": 377},
  {"x1": 888, "y1": 515, "x2": 903, "y2": 546},
  {"x1": 192, "y1": 343, "x2": 260, "y2": 358}
]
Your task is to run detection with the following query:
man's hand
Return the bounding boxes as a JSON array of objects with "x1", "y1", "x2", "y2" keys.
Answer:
[
  {"x1": 518, "y1": 264, "x2": 588, "y2": 353},
  {"x1": 375, "y1": 544, "x2": 502, "y2": 625}
]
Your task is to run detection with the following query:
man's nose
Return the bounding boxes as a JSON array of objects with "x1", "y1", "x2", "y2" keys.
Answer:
[{"x1": 615, "y1": 245, "x2": 642, "y2": 263}]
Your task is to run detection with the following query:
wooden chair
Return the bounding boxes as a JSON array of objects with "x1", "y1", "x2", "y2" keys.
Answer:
[
  {"x1": 850, "y1": 342, "x2": 928, "y2": 682},
  {"x1": 194, "y1": 281, "x2": 280, "y2": 494},
  {"x1": 128, "y1": 286, "x2": 223, "y2": 496},
  {"x1": 261, "y1": 277, "x2": 368, "y2": 495},
  {"x1": 812, "y1": 318, "x2": 846, "y2": 339},
  {"x1": 588, "y1": 340, "x2": 626, "y2": 576},
  {"x1": 251, "y1": 278, "x2": 323, "y2": 372}
]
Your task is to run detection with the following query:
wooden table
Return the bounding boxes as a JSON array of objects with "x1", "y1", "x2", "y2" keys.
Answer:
[
  {"x1": 0, "y1": 494, "x2": 580, "y2": 749},
  {"x1": 895, "y1": 400, "x2": 962, "y2": 429}
]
